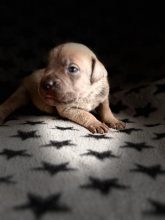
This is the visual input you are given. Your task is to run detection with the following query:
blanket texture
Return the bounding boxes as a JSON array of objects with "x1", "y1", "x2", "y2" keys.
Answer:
[{"x1": 0, "y1": 77, "x2": 164, "y2": 220}]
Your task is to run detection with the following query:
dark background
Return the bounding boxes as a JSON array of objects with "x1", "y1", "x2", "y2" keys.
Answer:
[{"x1": 0, "y1": 1, "x2": 165, "y2": 91}]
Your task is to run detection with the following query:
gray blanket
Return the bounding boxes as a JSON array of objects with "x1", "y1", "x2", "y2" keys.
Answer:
[{"x1": 0, "y1": 77, "x2": 164, "y2": 220}]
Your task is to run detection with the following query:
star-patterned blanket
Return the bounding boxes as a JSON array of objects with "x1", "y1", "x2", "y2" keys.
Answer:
[{"x1": 0, "y1": 77, "x2": 165, "y2": 220}]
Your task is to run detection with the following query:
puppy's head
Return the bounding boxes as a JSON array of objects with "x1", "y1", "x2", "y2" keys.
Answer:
[{"x1": 39, "y1": 42, "x2": 107, "y2": 106}]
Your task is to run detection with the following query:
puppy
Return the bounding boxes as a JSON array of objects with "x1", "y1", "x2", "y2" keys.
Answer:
[{"x1": 0, "y1": 42, "x2": 125, "y2": 133}]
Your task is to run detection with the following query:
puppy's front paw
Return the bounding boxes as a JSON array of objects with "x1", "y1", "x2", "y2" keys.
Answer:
[
  {"x1": 105, "y1": 119, "x2": 126, "y2": 130},
  {"x1": 87, "y1": 122, "x2": 109, "y2": 134}
]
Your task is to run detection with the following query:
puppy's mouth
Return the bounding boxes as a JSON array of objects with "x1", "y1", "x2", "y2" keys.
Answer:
[
  {"x1": 41, "y1": 92, "x2": 77, "y2": 105},
  {"x1": 39, "y1": 78, "x2": 77, "y2": 105}
]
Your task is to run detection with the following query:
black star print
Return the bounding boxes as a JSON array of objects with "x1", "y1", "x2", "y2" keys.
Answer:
[
  {"x1": 154, "y1": 83, "x2": 165, "y2": 95},
  {"x1": 10, "y1": 130, "x2": 40, "y2": 140},
  {"x1": 110, "y1": 101, "x2": 128, "y2": 114},
  {"x1": 0, "y1": 149, "x2": 31, "y2": 160},
  {"x1": 32, "y1": 161, "x2": 75, "y2": 176},
  {"x1": 134, "y1": 103, "x2": 157, "y2": 117},
  {"x1": 84, "y1": 134, "x2": 111, "y2": 140},
  {"x1": 121, "y1": 119, "x2": 135, "y2": 123},
  {"x1": 125, "y1": 85, "x2": 147, "y2": 95},
  {"x1": 144, "y1": 123, "x2": 161, "y2": 127},
  {"x1": 119, "y1": 128, "x2": 142, "y2": 134},
  {"x1": 143, "y1": 199, "x2": 165, "y2": 216},
  {"x1": 153, "y1": 132, "x2": 165, "y2": 140},
  {"x1": 130, "y1": 164, "x2": 165, "y2": 179},
  {"x1": 14, "y1": 193, "x2": 70, "y2": 219},
  {"x1": 0, "y1": 175, "x2": 16, "y2": 184},
  {"x1": 80, "y1": 177, "x2": 129, "y2": 195},
  {"x1": 42, "y1": 140, "x2": 75, "y2": 149},
  {"x1": 21, "y1": 121, "x2": 46, "y2": 125},
  {"x1": 120, "y1": 142, "x2": 154, "y2": 152},
  {"x1": 81, "y1": 150, "x2": 119, "y2": 160},
  {"x1": 52, "y1": 126, "x2": 78, "y2": 131},
  {"x1": 0, "y1": 124, "x2": 9, "y2": 127}
]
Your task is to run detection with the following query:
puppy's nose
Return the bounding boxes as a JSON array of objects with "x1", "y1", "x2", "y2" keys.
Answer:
[
  {"x1": 42, "y1": 79, "x2": 61, "y2": 91},
  {"x1": 42, "y1": 79, "x2": 54, "y2": 91}
]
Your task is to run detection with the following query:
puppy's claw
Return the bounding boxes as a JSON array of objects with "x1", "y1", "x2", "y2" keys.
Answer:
[
  {"x1": 87, "y1": 122, "x2": 109, "y2": 134},
  {"x1": 106, "y1": 120, "x2": 126, "y2": 130}
]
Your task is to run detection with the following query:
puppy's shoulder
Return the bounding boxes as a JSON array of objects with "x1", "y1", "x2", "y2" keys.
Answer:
[
  {"x1": 22, "y1": 69, "x2": 44, "y2": 84},
  {"x1": 89, "y1": 77, "x2": 109, "y2": 107},
  {"x1": 22, "y1": 69, "x2": 45, "y2": 86}
]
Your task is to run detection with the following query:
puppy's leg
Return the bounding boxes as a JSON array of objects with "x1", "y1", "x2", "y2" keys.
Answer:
[
  {"x1": 56, "y1": 106, "x2": 109, "y2": 134},
  {"x1": 0, "y1": 86, "x2": 29, "y2": 123},
  {"x1": 98, "y1": 97, "x2": 126, "y2": 130}
]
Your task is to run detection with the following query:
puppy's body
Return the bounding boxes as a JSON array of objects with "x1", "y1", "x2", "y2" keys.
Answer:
[
  {"x1": 0, "y1": 42, "x2": 125, "y2": 133},
  {"x1": 23, "y1": 68, "x2": 108, "y2": 113}
]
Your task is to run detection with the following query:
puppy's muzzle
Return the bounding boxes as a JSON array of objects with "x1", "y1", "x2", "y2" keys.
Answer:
[
  {"x1": 40, "y1": 76, "x2": 77, "y2": 105},
  {"x1": 41, "y1": 78, "x2": 61, "y2": 92}
]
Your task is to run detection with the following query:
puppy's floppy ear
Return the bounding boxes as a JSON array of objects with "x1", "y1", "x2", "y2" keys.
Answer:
[{"x1": 90, "y1": 57, "x2": 107, "y2": 83}]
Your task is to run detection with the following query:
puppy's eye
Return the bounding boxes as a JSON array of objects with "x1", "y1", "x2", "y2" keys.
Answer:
[{"x1": 67, "y1": 65, "x2": 79, "y2": 73}]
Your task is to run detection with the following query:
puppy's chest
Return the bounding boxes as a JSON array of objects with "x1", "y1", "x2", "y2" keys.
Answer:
[
  {"x1": 74, "y1": 81, "x2": 109, "y2": 111},
  {"x1": 74, "y1": 91, "x2": 106, "y2": 111}
]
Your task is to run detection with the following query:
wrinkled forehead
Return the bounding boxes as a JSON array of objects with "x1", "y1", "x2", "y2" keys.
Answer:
[
  {"x1": 61, "y1": 43, "x2": 95, "y2": 56},
  {"x1": 55, "y1": 43, "x2": 96, "y2": 67}
]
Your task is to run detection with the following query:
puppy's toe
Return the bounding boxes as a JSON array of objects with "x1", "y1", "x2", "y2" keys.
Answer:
[
  {"x1": 87, "y1": 122, "x2": 109, "y2": 134},
  {"x1": 107, "y1": 120, "x2": 126, "y2": 130}
]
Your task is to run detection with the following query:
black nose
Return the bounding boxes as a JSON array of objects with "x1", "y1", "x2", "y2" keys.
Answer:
[
  {"x1": 42, "y1": 79, "x2": 61, "y2": 91},
  {"x1": 42, "y1": 79, "x2": 55, "y2": 91}
]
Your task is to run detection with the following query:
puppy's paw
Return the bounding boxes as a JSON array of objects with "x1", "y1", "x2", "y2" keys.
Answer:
[
  {"x1": 106, "y1": 120, "x2": 126, "y2": 130},
  {"x1": 87, "y1": 122, "x2": 109, "y2": 134}
]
